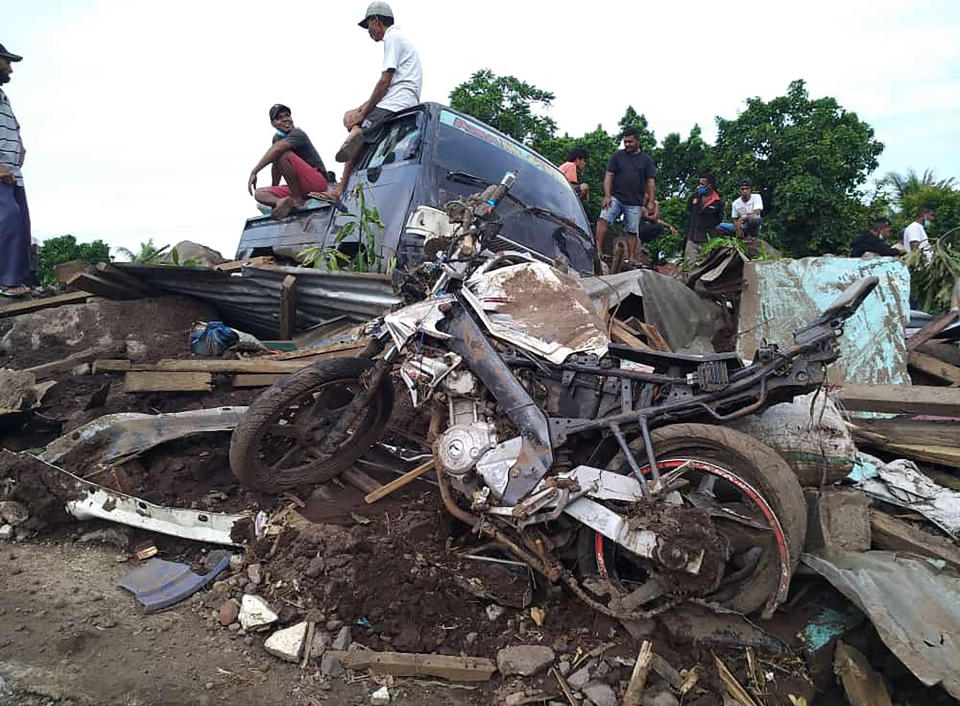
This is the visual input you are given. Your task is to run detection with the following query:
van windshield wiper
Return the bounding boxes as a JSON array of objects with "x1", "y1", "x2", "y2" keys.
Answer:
[{"x1": 445, "y1": 171, "x2": 589, "y2": 238}]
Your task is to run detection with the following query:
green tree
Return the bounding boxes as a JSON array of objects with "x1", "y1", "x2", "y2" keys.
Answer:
[
  {"x1": 884, "y1": 169, "x2": 956, "y2": 201},
  {"x1": 449, "y1": 69, "x2": 557, "y2": 147},
  {"x1": 538, "y1": 125, "x2": 619, "y2": 224},
  {"x1": 712, "y1": 79, "x2": 883, "y2": 256},
  {"x1": 617, "y1": 107, "x2": 657, "y2": 154},
  {"x1": 37, "y1": 234, "x2": 110, "y2": 286},
  {"x1": 114, "y1": 238, "x2": 169, "y2": 263},
  {"x1": 654, "y1": 125, "x2": 712, "y2": 200}
]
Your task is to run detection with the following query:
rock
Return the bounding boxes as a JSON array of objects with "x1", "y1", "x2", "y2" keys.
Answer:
[
  {"x1": 567, "y1": 665, "x2": 593, "y2": 691},
  {"x1": 465, "y1": 632, "x2": 478, "y2": 646},
  {"x1": 0, "y1": 369, "x2": 36, "y2": 413},
  {"x1": 804, "y1": 489, "x2": 871, "y2": 553},
  {"x1": 311, "y1": 630, "x2": 332, "y2": 658},
  {"x1": 263, "y1": 621, "x2": 308, "y2": 662},
  {"x1": 558, "y1": 659, "x2": 571, "y2": 676},
  {"x1": 594, "y1": 660, "x2": 611, "y2": 680},
  {"x1": 0, "y1": 525, "x2": 12, "y2": 540},
  {"x1": 70, "y1": 363, "x2": 91, "y2": 376},
  {"x1": 161, "y1": 240, "x2": 227, "y2": 267},
  {"x1": 331, "y1": 626, "x2": 352, "y2": 651},
  {"x1": 125, "y1": 339, "x2": 149, "y2": 361},
  {"x1": 238, "y1": 595, "x2": 277, "y2": 631},
  {"x1": 320, "y1": 653, "x2": 344, "y2": 678},
  {"x1": 326, "y1": 618, "x2": 344, "y2": 631},
  {"x1": 370, "y1": 685, "x2": 390, "y2": 705},
  {"x1": 247, "y1": 563, "x2": 263, "y2": 586},
  {"x1": 77, "y1": 527, "x2": 131, "y2": 549},
  {"x1": 0, "y1": 502, "x2": 28, "y2": 527},
  {"x1": 486, "y1": 604, "x2": 505, "y2": 621},
  {"x1": 219, "y1": 599, "x2": 240, "y2": 627},
  {"x1": 305, "y1": 556, "x2": 325, "y2": 578},
  {"x1": 496, "y1": 645, "x2": 555, "y2": 677},
  {"x1": 229, "y1": 554, "x2": 244, "y2": 573},
  {"x1": 582, "y1": 681, "x2": 617, "y2": 706},
  {"x1": 643, "y1": 689, "x2": 680, "y2": 706}
]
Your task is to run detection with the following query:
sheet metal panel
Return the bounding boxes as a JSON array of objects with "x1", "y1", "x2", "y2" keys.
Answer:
[{"x1": 737, "y1": 257, "x2": 910, "y2": 385}]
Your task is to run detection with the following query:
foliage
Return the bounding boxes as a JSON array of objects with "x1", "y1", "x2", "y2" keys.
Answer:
[
  {"x1": 903, "y1": 232, "x2": 960, "y2": 314},
  {"x1": 299, "y1": 183, "x2": 395, "y2": 274},
  {"x1": 449, "y1": 69, "x2": 557, "y2": 148},
  {"x1": 655, "y1": 125, "x2": 712, "y2": 200},
  {"x1": 884, "y1": 168, "x2": 955, "y2": 201},
  {"x1": 36, "y1": 234, "x2": 110, "y2": 286},
  {"x1": 617, "y1": 107, "x2": 656, "y2": 154},
  {"x1": 711, "y1": 80, "x2": 883, "y2": 256},
  {"x1": 114, "y1": 238, "x2": 169, "y2": 263},
  {"x1": 169, "y1": 247, "x2": 202, "y2": 267},
  {"x1": 538, "y1": 125, "x2": 619, "y2": 224}
]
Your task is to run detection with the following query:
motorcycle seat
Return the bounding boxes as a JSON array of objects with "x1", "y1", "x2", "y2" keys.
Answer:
[{"x1": 609, "y1": 343, "x2": 744, "y2": 373}]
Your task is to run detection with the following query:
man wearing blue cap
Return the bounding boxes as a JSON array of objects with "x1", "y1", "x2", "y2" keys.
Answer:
[
  {"x1": 0, "y1": 43, "x2": 31, "y2": 296},
  {"x1": 328, "y1": 2, "x2": 422, "y2": 199}
]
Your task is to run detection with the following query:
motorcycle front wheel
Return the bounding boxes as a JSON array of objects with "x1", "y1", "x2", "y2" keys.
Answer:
[
  {"x1": 581, "y1": 423, "x2": 806, "y2": 615},
  {"x1": 229, "y1": 357, "x2": 394, "y2": 492}
]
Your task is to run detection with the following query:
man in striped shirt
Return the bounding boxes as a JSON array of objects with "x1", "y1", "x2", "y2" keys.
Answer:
[{"x1": 0, "y1": 43, "x2": 31, "y2": 295}]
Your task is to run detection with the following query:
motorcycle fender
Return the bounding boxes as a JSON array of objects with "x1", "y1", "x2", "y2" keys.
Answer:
[{"x1": 383, "y1": 294, "x2": 457, "y2": 351}]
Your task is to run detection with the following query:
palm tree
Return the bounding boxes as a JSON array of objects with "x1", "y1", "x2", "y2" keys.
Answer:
[
  {"x1": 114, "y1": 238, "x2": 170, "y2": 263},
  {"x1": 884, "y1": 169, "x2": 956, "y2": 201}
]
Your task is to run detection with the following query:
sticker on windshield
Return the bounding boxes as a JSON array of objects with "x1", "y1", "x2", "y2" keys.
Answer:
[{"x1": 440, "y1": 110, "x2": 568, "y2": 188}]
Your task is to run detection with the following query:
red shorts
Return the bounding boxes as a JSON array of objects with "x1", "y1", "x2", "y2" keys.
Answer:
[{"x1": 265, "y1": 152, "x2": 328, "y2": 198}]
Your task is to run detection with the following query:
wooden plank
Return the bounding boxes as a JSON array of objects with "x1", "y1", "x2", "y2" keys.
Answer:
[
  {"x1": 53, "y1": 260, "x2": 90, "y2": 285},
  {"x1": 69, "y1": 272, "x2": 143, "y2": 300},
  {"x1": 94, "y1": 262, "x2": 161, "y2": 297},
  {"x1": 215, "y1": 256, "x2": 276, "y2": 272},
  {"x1": 0, "y1": 291, "x2": 92, "y2": 318},
  {"x1": 636, "y1": 321, "x2": 672, "y2": 353},
  {"x1": 341, "y1": 467, "x2": 382, "y2": 495},
  {"x1": 907, "y1": 310, "x2": 960, "y2": 350},
  {"x1": 123, "y1": 371, "x2": 212, "y2": 393},
  {"x1": 153, "y1": 359, "x2": 317, "y2": 373},
  {"x1": 364, "y1": 460, "x2": 434, "y2": 504},
  {"x1": 324, "y1": 650, "x2": 496, "y2": 682},
  {"x1": 272, "y1": 339, "x2": 369, "y2": 360},
  {"x1": 232, "y1": 373, "x2": 285, "y2": 388},
  {"x1": 279, "y1": 274, "x2": 298, "y2": 341},
  {"x1": 883, "y1": 443, "x2": 960, "y2": 469},
  {"x1": 24, "y1": 343, "x2": 125, "y2": 379},
  {"x1": 869, "y1": 510, "x2": 960, "y2": 571},
  {"x1": 851, "y1": 418, "x2": 960, "y2": 448},
  {"x1": 908, "y1": 351, "x2": 960, "y2": 386},
  {"x1": 93, "y1": 359, "x2": 133, "y2": 373},
  {"x1": 610, "y1": 319, "x2": 652, "y2": 351},
  {"x1": 833, "y1": 384, "x2": 960, "y2": 417},
  {"x1": 916, "y1": 342, "x2": 960, "y2": 368}
]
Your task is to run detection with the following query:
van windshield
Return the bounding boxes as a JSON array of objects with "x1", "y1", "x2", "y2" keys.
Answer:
[{"x1": 434, "y1": 110, "x2": 589, "y2": 233}]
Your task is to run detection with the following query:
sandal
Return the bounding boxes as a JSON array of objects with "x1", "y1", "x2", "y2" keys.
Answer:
[{"x1": 0, "y1": 285, "x2": 31, "y2": 297}]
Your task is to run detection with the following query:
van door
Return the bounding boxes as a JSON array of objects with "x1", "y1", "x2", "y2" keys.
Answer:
[{"x1": 329, "y1": 109, "x2": 425, "y2": 272}]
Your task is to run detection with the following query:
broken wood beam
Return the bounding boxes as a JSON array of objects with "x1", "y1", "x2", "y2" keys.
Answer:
[
  {"x1": 907, "y1": 310, "x2": 960, "y2": 351},
  {"x1": 850, "y1": 417, "x2": 960, "y2": 448},
  {"x1": 67, "y1": 272, "x2": 143, "y2": 300},
  {"x1": 916, "y1": 341, "x2": 960, "y2": 368},
  {"x1": 833, "y1": 384, "x2": 960, "y2": 417},
  {"x1": 0, "y1": 291, "x2": 92, "y2": 318},
  {"x1": 279, "y1": 274, "x2": 298, "y2": 341},
  {"x1": 869, "y1": 510, "x2": 960, "y2": 571},
  {"x1": 623, "y1": 316, "x2": 672, "y2": 352},
  {"x1": 53, "y1": 260, "x2": 90, "y2": 285},
  {"x1": 341, "y1": 467, "x2": 382, "y2": 495},
  {"x1": 610, "y1": 319, "x2": 652, "y2": 350},
  {"x1": 622, "y1": 640, "x2": 653, "y2": 706},
  {"x1": 123, "y1": 371, "x2": 212, "y2": 393},
  {"x1": 232, "y1": 373, "x2": 285, "y2": 388},
  {"x1": 908, "y1": 351, "x2": 960, "y2": 386},
  {"x1": 364, "y1": 460, "x2": 434, "y2": 504},
  {"x1": 94, "y1": 262, "x2": 161, "y2": 297},
  {"x1": 24, "y1": 343, "x2": 126, "y2": 379},
  {"x1": 215, "y1": 256, "x2": 276, "y2": 272},
  {"x1": 323, "y1": 650, "x2": 496, "y2": 682}
]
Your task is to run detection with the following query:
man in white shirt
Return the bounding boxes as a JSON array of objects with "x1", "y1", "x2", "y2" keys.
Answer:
[
  {"x1": 903, "y1": 207, "x2": 934, "y2": 263},
  {"x1": 329, "y1": 2, "x2": 422, "y2": 199},
  {"x1": 730, "y1": 179, "x2": 763, "y2": 238}
]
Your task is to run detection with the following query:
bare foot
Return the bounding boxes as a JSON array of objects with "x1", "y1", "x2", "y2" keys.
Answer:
[{"x1": 271, "y1": 196, "x2": 301, "y2": 220}]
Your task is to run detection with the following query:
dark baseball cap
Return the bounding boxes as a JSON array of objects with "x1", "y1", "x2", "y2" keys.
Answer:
[
  {"x1": 0, "y1": 44, "x2": 23, "y2": 62},
  {"x1": 269, "y1": 104, "x2": 291, "y2": 121},
  {"x1": 739, "y1": 178, "x2": 753, "y2": 187}
]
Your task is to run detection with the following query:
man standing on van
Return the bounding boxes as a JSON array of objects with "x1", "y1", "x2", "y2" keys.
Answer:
[
  {"x1": 328, "y1": 2, "x2": 422, "y2": 200},
  {"x1": 595, "y1": 128, "x2": 656, "y2": 266}
]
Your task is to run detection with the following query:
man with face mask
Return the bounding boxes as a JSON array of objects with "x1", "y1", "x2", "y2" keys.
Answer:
[
  {"x1": 247, "y1": 104, "x2": 330, "y2": 219},
  {"x1": 903, "y1": 207, "x2": 935, "y2": 263},
  {"x1": 684, "y1": 173, "x2": 725, "y2": 261},
  {"x1": 0, "y1": 43, "x2": 31, "y2": 296},
  {"x1": 328, "y1": 2, "x2": 422, "y2": 200}
]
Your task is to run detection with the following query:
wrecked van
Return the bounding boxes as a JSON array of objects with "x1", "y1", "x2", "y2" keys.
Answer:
[{"x1": 235, "y1": 102, "x2": 597, "y2": 275}]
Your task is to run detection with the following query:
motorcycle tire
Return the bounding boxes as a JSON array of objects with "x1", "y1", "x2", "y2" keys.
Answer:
[
  {"x1": 229, "y1": 357, "x2": 394, "y2": 492},
  {"x1": 586, "y1": 422, "x2": 806, "y2": 615}
]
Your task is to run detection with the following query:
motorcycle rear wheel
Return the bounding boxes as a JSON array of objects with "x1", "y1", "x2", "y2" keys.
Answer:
[
  {"x1": 582, "y1": 423, "x2": 806, "y2": 615},
  {"x1": 229, "y1": 358, "x2": 393, "y2": 492}
]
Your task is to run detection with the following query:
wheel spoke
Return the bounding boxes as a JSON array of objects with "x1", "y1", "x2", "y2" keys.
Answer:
[{"x1": 270, "y1": 442, "x2": 315, "y2": 471}]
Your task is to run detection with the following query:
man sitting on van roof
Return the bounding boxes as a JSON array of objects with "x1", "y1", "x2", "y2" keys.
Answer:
[
  {"x1": 247, "y1": 104, "x2": 329, "y2": 219},
  {"x1": 328, "y1": 2, "x2": 422, "y2": 200}
]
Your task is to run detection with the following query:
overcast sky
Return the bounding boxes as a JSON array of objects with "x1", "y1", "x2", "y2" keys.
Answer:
[{"x1": 6, "y1": 0, "x2": 959, "y2": 259}]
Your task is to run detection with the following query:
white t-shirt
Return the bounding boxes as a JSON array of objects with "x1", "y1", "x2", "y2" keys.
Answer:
[
  {"x1": 731, "y1": 193, "x2": 763, "y2": 219},
  {"x1": 377, "y1": 27, "x2": 422, "y2": 113},
  {"x1": 903, "y1": 221, "x2": 932, "y2": 262}
]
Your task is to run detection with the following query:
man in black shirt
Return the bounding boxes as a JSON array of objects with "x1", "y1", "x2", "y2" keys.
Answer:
[
  {"x1": 849, "y1": 217, "x2": 901, "y2": 258},
  {"x1": 684, "y1": 173, "x2": 724, "y2": 261},
  {"x1": 248, "y1": 104, "x2": 330, "y2": 218},
  {"x1": 596, "y1": 128, "x2": 656, "y2": 266}
]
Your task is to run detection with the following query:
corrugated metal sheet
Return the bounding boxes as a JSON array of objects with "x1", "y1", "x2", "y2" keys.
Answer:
[
  {"x1": 582, "y1": 270, "x2": 725, "y2": 354},
  {"x1": 113, "y1": 263, "x2": 399, "y2": 340},
  {"x1": 737, "y1": 258, "x2": 910, "y2": 385}
]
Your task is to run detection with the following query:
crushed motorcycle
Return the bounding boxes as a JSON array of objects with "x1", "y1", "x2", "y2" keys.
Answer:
[{"x1": 229, "y1": 172, "x2": 878, "y2": 620}]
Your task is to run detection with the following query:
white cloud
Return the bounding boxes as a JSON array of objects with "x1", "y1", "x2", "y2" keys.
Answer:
[{"x1": 6, "y1": 0, "x2": 959, "y2": 257}]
